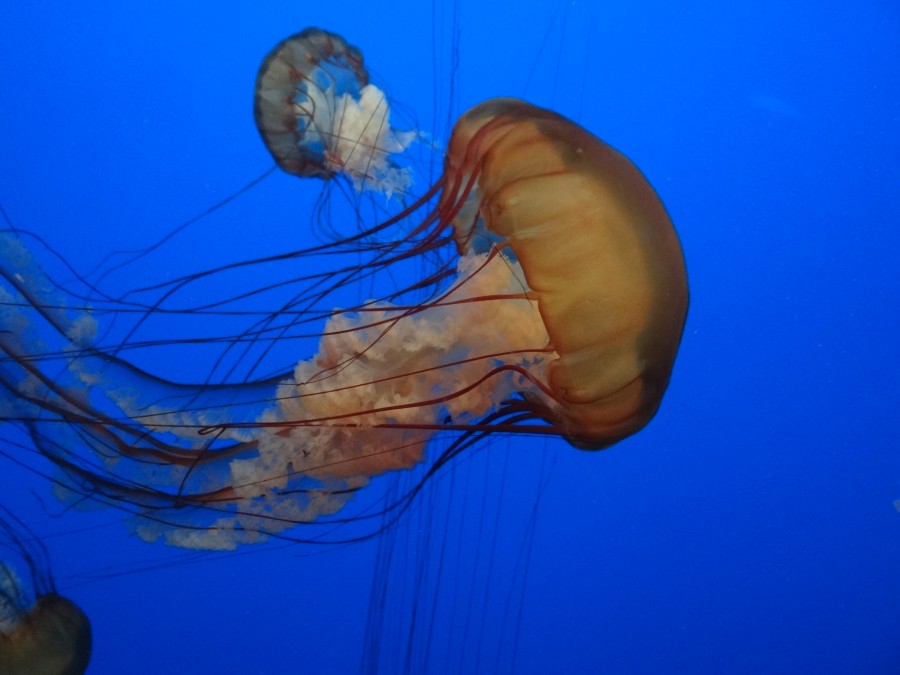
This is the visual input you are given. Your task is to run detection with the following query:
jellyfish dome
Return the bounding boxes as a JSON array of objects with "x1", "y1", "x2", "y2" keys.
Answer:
[
  {"x1": 441, "y1": 98, "x2": 688, "y2": 449},
  {"x1": 0, "y1": 510, "x2": 91, "y2": 675}
]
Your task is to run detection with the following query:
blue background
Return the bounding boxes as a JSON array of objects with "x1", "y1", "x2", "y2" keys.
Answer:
[{"x1": 1, "y1": 1, "x2": 898, "y2": 673}]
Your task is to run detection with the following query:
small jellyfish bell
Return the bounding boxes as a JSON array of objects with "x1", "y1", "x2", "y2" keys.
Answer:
[{"x1": 0, "y1": 509, "x2": 91, "y2": 675}]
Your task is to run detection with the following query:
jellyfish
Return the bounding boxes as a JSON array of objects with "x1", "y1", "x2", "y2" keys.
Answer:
[
  {"x1": 254, "y1": 27, "x2": 417, "y2": 196},
  {"x1": 0, "y1": 508, "x2": 92, "y2": 675},
  {"x1": 0, "y1": 28, "x2": 687, "y2": 550}
]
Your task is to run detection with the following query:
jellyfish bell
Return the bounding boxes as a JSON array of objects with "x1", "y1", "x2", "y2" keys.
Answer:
[
  {"x1": 0, "y1": 595, "x2": 91, "y2": 675},
  {"x1": 0, "y1": 29, "x2": 686, "y2": 551},
  {"x1": 442, "y1": 98, "x2": 688, "y2": 449},
  {"x1": 0, "y1": 509, "x2": 91, "y2": 675}
]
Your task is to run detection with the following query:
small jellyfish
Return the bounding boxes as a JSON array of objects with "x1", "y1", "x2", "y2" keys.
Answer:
[
  {"x1": 254, "y1": 27, "x2": 417, "y2": 195},
  {"x1": 0, "y1": 508, "x2": 91, "y2": 675}
]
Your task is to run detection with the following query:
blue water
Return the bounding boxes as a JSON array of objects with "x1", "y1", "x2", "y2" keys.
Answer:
[{"x1": 1, "y1": 1, "x2": 898, "y2": 673}]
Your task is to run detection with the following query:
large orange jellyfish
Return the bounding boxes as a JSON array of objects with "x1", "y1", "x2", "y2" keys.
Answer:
[
  {"x1": 0, "y1": 28, "x2": 686, "y2": 550},
  {"x1": 0, "y1": 508, "x2": 92, "y2": 675}
]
